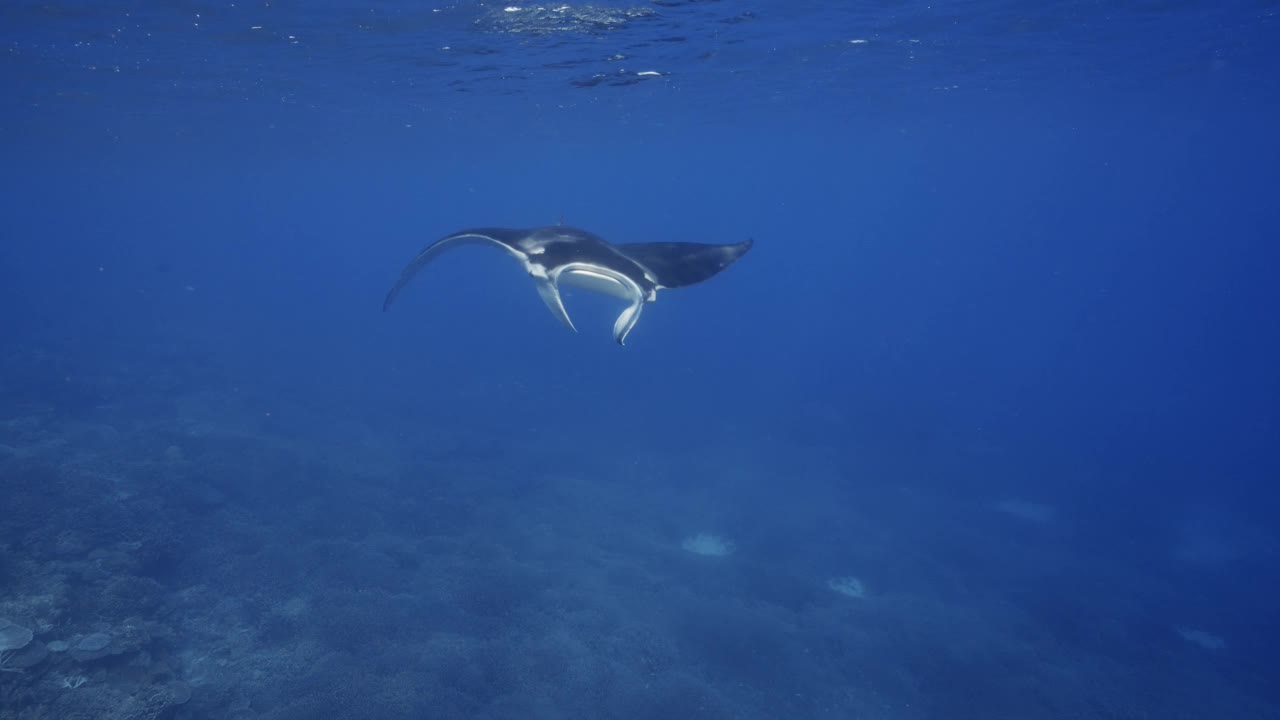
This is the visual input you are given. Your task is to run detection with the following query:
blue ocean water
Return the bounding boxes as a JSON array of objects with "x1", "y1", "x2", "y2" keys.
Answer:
[{"x1": 2, "y1": 1, "x2": 1278, "y2": 718}]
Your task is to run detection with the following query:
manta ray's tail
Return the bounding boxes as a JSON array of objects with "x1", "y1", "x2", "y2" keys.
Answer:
[{"x1": 616, "y1": 239, "x2": 753, "y2": 289}]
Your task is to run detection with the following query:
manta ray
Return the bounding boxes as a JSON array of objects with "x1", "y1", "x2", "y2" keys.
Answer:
[{"x1": 383, "y1": 225, "x2": 753, "y2": 345}]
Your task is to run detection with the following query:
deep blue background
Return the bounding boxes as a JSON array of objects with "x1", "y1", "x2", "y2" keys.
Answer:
[
  {"x1": 2, "y1": 1, "x2": 1278, "y2": 717},
  {"x1": 6, "y1": 91, "x2": 1277, "y2": 507}
]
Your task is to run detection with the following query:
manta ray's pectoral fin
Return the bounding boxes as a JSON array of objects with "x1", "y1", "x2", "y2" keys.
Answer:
[
  {"x1": 383, "y1": 228, "x2": 530, "y2": 311},
  {"x1": 534, "y1": 276, "x2": 577, "y2": 332},
  {"x1": 617, "y1": 239, "x2": 754, "y2": 289},
  {"x1": 613, "y1": 300, "x2": 644, "y2": 346}
]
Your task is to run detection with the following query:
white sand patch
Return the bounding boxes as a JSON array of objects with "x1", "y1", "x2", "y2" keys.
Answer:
[
  {"x1": 1176, "y1": 627, "x2": 1226, "y2": 650},
  {"x1": 827, "y1": 576, "x2": 867, "y2": 599},
  {"x1": 681, "y1": 533, "x2": 735, "y2": 557}
]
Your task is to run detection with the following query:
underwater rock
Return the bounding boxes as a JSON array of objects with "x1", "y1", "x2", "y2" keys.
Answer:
[
  {"x1": 6, "y1": 639, "x2": 48, "y2": 669},
  {"x1": 77, "y1": 632, "x2": 111, "y2": 651},
  {"x1": 71, "y1": 631, "x2": 114, "y2": 661},
  {"x1": 0, "y1": 620, "x2": 45, "y2": 670},
  {"x1": 0, "y1": 618, "x2": 34, "y2": 651},
  {"x1": 115, "y1": 616, "x2": 158, "y2": 652},
  {"x1": 167, "y1": 681, "x2": 193, "y2": 705}
]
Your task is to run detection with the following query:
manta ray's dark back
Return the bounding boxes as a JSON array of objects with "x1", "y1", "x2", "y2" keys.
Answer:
[{"x1": 619, "y1": 239, "x2": 753, "y2": 289}]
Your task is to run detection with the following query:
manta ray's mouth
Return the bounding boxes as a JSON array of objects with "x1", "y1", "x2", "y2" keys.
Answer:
[
  {"x1": 555, "y1": 266, "x2": 637, "y2": 301},
  {"x1": 550, "y1": 264, "x2": 646, "y2": 345}
]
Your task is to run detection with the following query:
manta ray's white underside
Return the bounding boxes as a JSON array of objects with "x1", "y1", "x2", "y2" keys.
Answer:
[{"x1": 448, "y1": 234, "x2": 648, "y2": 345}]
